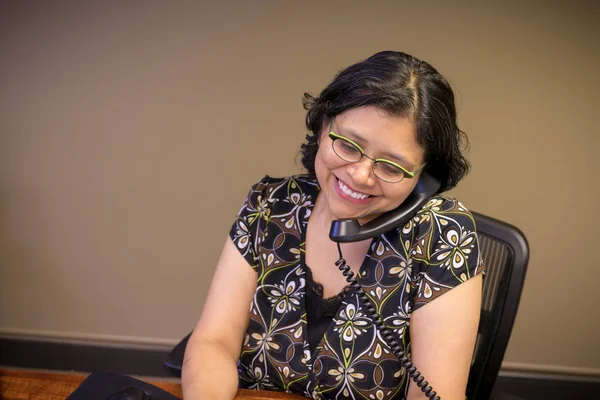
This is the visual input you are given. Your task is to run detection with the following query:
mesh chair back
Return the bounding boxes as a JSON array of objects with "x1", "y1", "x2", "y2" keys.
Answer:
[{"x1": 467, "y1": 212, "x2": 529, "y2": 400}]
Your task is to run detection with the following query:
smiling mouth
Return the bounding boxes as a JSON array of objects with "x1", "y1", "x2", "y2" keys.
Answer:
[{"x1": 336, "y1": 177, "x2": 372, "y2": 200}]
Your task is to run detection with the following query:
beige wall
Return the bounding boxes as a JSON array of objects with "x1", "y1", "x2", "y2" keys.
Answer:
[{"x1": 1, "y1": 1, "x2": 599, "y2": 374}]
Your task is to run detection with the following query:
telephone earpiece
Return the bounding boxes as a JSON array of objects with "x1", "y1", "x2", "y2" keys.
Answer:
[{"x1": 329, "y1": 172, "x2": 441, "y2": 242}]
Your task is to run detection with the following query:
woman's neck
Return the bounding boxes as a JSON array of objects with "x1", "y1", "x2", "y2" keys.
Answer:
[{"x1": 310, "y1": 193, "x2": 336, "y2": 234}]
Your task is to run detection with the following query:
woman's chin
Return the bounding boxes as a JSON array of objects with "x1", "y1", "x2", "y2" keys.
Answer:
[{"x1": 329, "y1": 207, "x2": 381, "y2": 225}]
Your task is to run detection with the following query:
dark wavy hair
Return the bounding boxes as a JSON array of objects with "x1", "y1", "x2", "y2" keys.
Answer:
[{"x1": 300, "y1": 51, "x2": 469, "y2": 192}]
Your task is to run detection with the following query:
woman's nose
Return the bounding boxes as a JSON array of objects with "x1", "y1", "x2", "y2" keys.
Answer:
[{"x1": 348, "y1": 158, "x2": 376, "y2": 185}]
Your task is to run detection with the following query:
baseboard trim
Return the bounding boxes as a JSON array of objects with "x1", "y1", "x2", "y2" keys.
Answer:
[
  {"x1": 0, "y1": 327, "x2": 178, "y2": 349},
  {"x1": 493, "y1": 369, "x2": 600, "y2": 400},
  {"x1": 498, "y1": 369, "x2": 600, "y2": 384},
  {"x1": 501, "y1": 361, "x2": 600, "y2": 378},
  {"x1": 0, "y1": 336, "x2": 174, "y2": 377}
]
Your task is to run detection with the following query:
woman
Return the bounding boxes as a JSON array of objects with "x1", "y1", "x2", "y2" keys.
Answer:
[{"x1": 182, "y1": 51, "x2": 484, "y2": 400}]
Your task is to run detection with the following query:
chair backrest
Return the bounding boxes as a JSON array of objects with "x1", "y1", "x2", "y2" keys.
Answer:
[
  {"x1": 164, "y1": 331, "x2": 190, "y2": 377},
  {"x1": 466, "y1": 212, "x2": 529, "y2": 400},
  {"x1": 165, "y1": 212, "x2": 530, "y2": 400}
]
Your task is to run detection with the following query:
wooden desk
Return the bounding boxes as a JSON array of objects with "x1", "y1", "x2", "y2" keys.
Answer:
[{"x1": 0, "y1": 368, "x2": 305, "y2": 400}]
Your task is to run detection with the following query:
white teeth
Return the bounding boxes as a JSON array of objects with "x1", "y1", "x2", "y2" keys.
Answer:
[{"x1": 337, "y1": 179, "x2": 370, "y2": 200}]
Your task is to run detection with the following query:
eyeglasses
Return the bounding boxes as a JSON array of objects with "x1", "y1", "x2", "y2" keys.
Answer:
[{"x1": 328, "y1": 123, "x2": 425, "y2": 183}]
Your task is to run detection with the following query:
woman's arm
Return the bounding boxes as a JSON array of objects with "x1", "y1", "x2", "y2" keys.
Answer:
[
  {"x1": 407, "y1": 274, "x2": 483, "y2": 400},
  {"x1": 182, "y1": 236, "x2": 257, "y2": 400}
]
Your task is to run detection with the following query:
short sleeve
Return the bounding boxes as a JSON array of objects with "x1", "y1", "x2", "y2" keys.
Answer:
[
  {"x1": 409, "y1": 196, "x2": 485, "y2": 311},
  {"x1": 229, "y1": 176, "x2": 272, "y2": 272}
]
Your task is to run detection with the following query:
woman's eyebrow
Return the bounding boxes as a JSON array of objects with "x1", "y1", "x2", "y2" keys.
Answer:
[{"x1": 339, "y1": 126, "x2": 414, "y2": 169}]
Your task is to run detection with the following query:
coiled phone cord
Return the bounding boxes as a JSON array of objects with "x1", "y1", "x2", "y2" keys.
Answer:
[{"x1": 335, "y1": 242, "x2": 441, "y2": 400}]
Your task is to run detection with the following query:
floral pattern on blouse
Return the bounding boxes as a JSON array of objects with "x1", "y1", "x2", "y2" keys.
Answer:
[{"x1": 230, "y1": 175, "x2": 484, "y2": 400}]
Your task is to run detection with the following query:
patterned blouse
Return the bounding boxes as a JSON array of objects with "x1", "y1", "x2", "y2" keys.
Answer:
[{"x1": 229, "y1": 175, "x2": 484, "y2": 400}]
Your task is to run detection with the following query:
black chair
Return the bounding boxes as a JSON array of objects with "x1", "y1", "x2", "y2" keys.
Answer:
[
  {"x1": 467, "y1": 212, "x2": 529, "y2": 400},
  {"x1": 163, "y1": 331, "x2": 191, "y2": 376},
  {"x1": 165, "y1": 212, "x2": 529, "y2": 400}
]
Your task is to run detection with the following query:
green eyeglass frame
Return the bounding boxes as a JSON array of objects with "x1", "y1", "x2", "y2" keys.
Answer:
[{"x1": 328, "y1": 130, "x2": 426, "y2": 182}]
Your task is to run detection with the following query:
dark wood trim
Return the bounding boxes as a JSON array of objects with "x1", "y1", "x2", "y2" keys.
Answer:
[
  {"x1": 0, "y1": 337, "x2": 172, "y2": 377},
  {"x1": 493, "y1": 370, "x2": 600, "y2": 400}
]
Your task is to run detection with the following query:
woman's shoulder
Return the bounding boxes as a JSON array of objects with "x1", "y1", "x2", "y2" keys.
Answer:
[
  {"x1": 378, "y1": 195, "x2": 479, "y2": 253},
  {"x1": 408, "y1": 195, "x2": 484, "y2": 306},
  {"x1": 245, "y1": 174, "x2": 319, "y2": 197},
  {"x1": 378, "y1": 195, "x2": 477, "y2": 240},
  {"x1": 405, "y1": 194, "x2": 478, "y2": 239},
  {"x1": 249, "y1": 174, "x2": 318, "y2": 186},
  {"x1": 416, "y1": 195, "x2": 476, "y2": 220}
]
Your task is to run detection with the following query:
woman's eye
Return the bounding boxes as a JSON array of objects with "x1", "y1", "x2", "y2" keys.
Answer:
[
  {"x1": 380, "y1": 163, "x2": 403, "y2": 175},
  {"x1": 340, "y1": 141, "x2": 359, "y2": 153}
]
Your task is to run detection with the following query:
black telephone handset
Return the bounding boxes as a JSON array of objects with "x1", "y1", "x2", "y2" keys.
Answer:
[
  {"x1": 329, "y1": 172, "x2": 442, "y2": 400},
  {"x1": 330, "y1": 172, "x2": 442, "y2": 242}
]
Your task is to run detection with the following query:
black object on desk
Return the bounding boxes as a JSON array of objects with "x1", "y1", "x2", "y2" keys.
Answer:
[{"x1": 66, "y1": 372, "x2": 179, "y2": 400}]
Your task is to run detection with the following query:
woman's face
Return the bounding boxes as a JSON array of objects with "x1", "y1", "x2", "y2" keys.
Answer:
[{"x1": 314, "y1": 106, "x2": 426, "y2": 225}]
